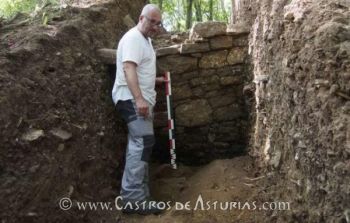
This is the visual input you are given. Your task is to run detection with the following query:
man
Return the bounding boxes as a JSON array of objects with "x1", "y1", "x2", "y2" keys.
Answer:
[{"x1": 112, "y1": 4, "x2": 165, "y2": 215}]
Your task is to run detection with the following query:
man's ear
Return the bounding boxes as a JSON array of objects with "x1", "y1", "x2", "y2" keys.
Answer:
[{"x1": 139, "y1": 15, "x2": 144, "y2": 22}]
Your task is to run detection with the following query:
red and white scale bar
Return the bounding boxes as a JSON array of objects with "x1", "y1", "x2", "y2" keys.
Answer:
[{"x1": 164, "y1": 71, "x2": 177, "y2": 169}]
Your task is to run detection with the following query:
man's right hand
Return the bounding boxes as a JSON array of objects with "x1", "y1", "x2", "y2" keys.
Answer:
[{"x1": 135, "y1": 97, "x2": 149, "y2": 117}]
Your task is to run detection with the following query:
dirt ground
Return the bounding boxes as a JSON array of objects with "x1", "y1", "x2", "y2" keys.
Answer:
[{"x1": 100, "y1": 156, "x2": 272, "y2": 223}]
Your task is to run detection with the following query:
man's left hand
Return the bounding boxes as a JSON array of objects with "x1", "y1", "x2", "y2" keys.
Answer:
[{"x1": 155, "y1": 76, "x2": 169, "y2": 85}]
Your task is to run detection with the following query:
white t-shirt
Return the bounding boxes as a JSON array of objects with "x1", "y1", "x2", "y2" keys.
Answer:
[{"x1": 112, "y1": 27, "x2": 157, "y2": 105}]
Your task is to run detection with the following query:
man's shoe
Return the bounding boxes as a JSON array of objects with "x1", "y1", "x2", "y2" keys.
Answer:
[{"x1": 122, "y1": 200, "x2": 163, "y2": 215}]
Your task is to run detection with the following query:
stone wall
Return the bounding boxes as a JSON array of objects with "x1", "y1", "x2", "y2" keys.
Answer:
[{"x1": 153, "y1": 21, "x2": 252, "y2": 164}]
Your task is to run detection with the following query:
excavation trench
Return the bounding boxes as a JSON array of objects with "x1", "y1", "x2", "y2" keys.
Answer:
[
  {"x1": 1, "y1": 0, "x2": 349, "y2": 222},
  {"x1": 95, "y1": 22, "x2": 261, "y2": 223},
  {"x1": 0, "y1": 1, "x2": 256, "y2": 221}
]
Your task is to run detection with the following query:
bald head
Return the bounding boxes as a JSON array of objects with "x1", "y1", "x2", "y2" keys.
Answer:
[
  {"x1": 137, "y1": 4, "x2": 162, "y2": 38},
  {"x1": 140, "y1": 4, "x2": 161, "y2": 17}
]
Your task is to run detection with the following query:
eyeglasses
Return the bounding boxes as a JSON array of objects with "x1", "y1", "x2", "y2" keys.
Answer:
[{"x1": 144, "y1": 15, "x2": 163, "y2": 28}]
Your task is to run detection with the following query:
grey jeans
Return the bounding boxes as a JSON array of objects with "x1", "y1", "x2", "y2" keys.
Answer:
[{"x1": 116, "y1": 99, "x2": 155, "y2": 202}]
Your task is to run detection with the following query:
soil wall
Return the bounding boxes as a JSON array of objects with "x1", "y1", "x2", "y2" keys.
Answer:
[
  {"x1": 249, "y1": 0, "x2": 350, "y2": 222},
  {"x1": 0, "y1": 1, "x2": 146, "y2": 222}
]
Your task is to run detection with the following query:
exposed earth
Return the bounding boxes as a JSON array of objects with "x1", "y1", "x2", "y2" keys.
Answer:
[
  {"x1": 0, "y1": 0, "x2": 349, "y2": 222},
  {"x1": 0, "y1": 5, "x2": 273, "y2": 220},
  {"x1": 0, "y1": 1, "x2": 270, "y2": 222}
]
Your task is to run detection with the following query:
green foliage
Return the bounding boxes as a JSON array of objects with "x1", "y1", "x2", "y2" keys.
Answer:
[
  {"x1": 0, "y1": 0, "x2": 231, "y2": 30},
  {"x1": 0, "y1": 0, "x2": 58, "y2": 19},
  {"x1": 151, "y1": 0, "x2": 232, "y2": 31},
  {"x1": 0, "y1": 0, "x2": 34, "y2": 18},
  {"x1": 42, "y1": 11, "x2": 48, "y2": 25}
]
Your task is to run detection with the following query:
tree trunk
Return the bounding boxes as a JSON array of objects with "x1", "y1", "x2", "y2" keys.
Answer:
[
  {"x1": 209, "y1": 0, "x2": 213, "y2": 21},
  {"x1": 158, "y1": 0, "x2": 163, "y2": 11},
  {"x1": 220, "y1": 0, "x2": 227, "y2": 21},
  {"x1": 230, "y1": 0, "x2": 255, "y2": 25},
  {"x1": 186, "y1": 0, "x2": 194, "y2": 29},
  {"x1": 231, "y1": 0, "x2": 237, "y2": 24},
  {"x1": 194, "y1": 0, "x2": 202, "y2": 22}
]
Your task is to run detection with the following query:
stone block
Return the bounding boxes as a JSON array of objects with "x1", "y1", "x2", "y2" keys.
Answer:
[
  {"x1": 189, "y1": 21, "x2": 227, "y2": 39},
  {"x1": 216, "y1": 66, "x2": 236, "y2": 77},
  {"x1": 210, "y1": 36, "x2": 233, "y2": 50},
  {"x1": 180, "y1": 42, "x2": 210, "y2": 54},
  {"x1": 181, "y1": 71, "x2": 199, "y2": 80},
  {"x1": 209, "y1": 95, "x2": 236, "y2": 108},
  {"x1": 214, "y1": 128, "x2": 240, "y2": 142},
  {"x1": 199, "y1": 50, "x2": 228, "y2": 69},
  {"x1": 176, "y1": 127, "x2": 185, "y2": 134},
  {"x1": 232, "y1": 36, "x2": 249, "y2": 47},
  {"x1": 199, "y1": 68, "x2": 217, "y2": 77},
  {"x1": 230, "y1": 66, "x2": 244, "y2": 74},
  {"x1": 193, "y1": 37, "x2": 209, "y2": 43},
  {"x1": 170, "y1": 34, "x2": 184, "y2": 43},
  {"x1": 172, "y1": 71, "x2": 198, "y2": 82},
  {"x1": 157, "y1": 55, "x2": 198, "y2": 74},
  {"x1": 192, "y1": 87, "x2": 204, "y2": 97},
  {"x1": 173, "y1": 98, "x2": 190, "y2": 108},
  {"x1": 181, "y1": 128, "x2": 209, "y2": 142},
  {"x1": 190, "y1": 75, "x2": 219, "y2": 86},
  {"x1": 213, "y1": 142, "x2": 230, "y2": 149},
  {"x1": 213, "y1": 104, "x2": 242, "y2": 121},
  {"x1": 156, "y1": 45, "x2": 180, "y2": 57},
  {"x1": 227, "y1": 48, "x2": 247, "y2": 65},
  {"x1": 199, "y1": 66, "x2": 242, "y2": 77},
  {"x1": 191, "y1": 53, "x2": 203, "y2": 58},
  {"x1": 175, "y1": 99, "x2": 212, "y2": 127},
  {"x1": 203, "y1": 84, "x2": 221, "y2": 91},
  {"x1": 226, "y1": 23, "x2": 250, "y2": 35},
  {"x1": 211, "y1": 121, "x2": 245, "y2": 142},
  {"x1": 205, "y1": 90, "x2": 221, "y2": 98},
  {"x1": 172, "y1": 84, "x2": 193, "y2": 100},
  {"x1": 220, "y1": 76, "x2": 242, "y2": 85}
]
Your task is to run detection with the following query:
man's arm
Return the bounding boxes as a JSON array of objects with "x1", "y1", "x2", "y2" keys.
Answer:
[{"x1": 123, "y1": 61, "x2": 149, "y2": 117}]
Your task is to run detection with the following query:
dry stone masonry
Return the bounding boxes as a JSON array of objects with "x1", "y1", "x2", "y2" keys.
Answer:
[{"x1": 154, "y1": 21, "x2": 252, "y2": 164}]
